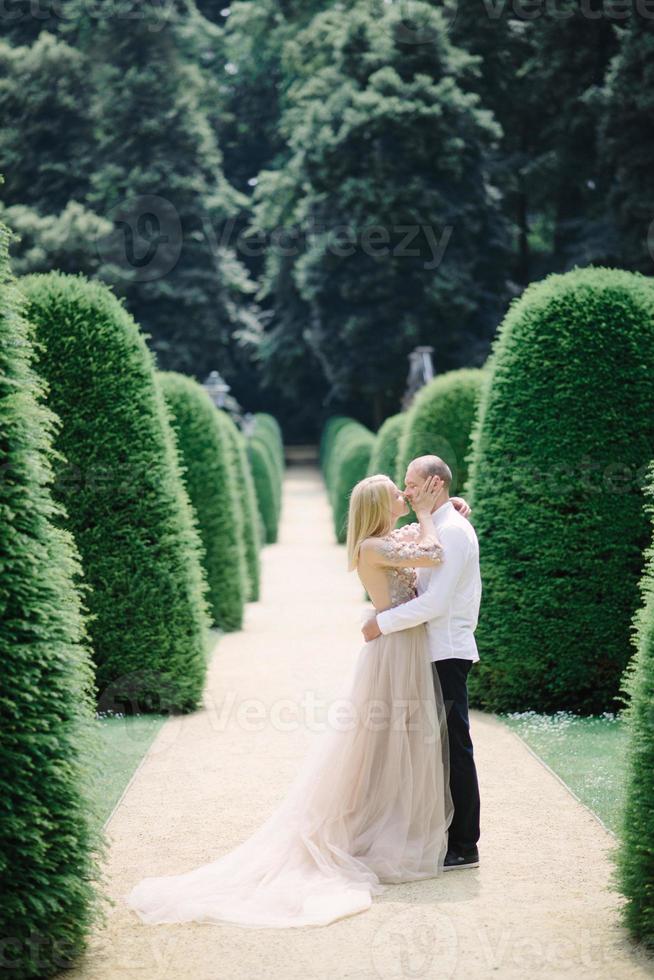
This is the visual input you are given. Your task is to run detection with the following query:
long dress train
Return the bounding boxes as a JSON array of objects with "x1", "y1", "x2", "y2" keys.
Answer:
[{"x1": 124, "y1": 531, "x2": 453, "y2": 929}]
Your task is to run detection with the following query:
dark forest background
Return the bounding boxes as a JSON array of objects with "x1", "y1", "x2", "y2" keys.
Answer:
[{"x1": 1, "y1": 0, "x2": 652, "y2": 440}]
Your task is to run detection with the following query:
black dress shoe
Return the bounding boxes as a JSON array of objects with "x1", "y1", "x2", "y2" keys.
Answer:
[{"x1": 443, "y1": 846, "x2": 479, "y2": 871}]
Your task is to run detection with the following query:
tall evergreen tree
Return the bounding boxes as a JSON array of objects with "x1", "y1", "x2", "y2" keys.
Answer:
[
  {"x1": 204, "y1": 0, "x2": 332, "y2": 192},
  {"x1": 205, "y1": 0, "x2": 288, "y2": 195},
  {"x1": 74, "y1": 2, "x2": 261, "y2": 380},
  {"x1": 0, "y1": 31, "x2": 107, "y2": 278},
  {"x1": 0, "y1": 2, "x2": 263, "y2": 386},
  {"x1": 250, "y1": 3, "x2": 510, "y2": 428},
  {"x1": 601, "y1": 17, "x2": 654, "y2": 272},
  {"x1": 0, "y1": 32, "x2": 93, "y2": 213},
  {"x1": 199, "y1": 0, "x2": 334, "y2": 438},
  {"x1": 450, "y1": 0, "x2": 618, "y2": 283},
  {"x1": 520, "y1": 8, "x2": 617, "y2": 274}
]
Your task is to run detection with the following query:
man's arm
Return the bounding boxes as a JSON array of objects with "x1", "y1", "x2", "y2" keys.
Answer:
[{"x1": 376, "y1": 526, "x2": 470, "y2": 635}]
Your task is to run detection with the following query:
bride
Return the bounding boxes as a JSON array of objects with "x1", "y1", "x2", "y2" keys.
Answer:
[{"x1": 124, "y1": 473, "x2": 460, "y2": 928}]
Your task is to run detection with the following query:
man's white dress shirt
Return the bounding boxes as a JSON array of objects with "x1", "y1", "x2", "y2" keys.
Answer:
[{"x1": 376, "y1": 499, "x2": 482, "y2": 663}]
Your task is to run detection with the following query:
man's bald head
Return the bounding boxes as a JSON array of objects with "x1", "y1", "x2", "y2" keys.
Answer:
[
  {"x1": 408, "y1": 455, "x2": 452, "y2": 489},
  {"x1": 403, "y1": 455, "x2": 452, "y2": 510}
]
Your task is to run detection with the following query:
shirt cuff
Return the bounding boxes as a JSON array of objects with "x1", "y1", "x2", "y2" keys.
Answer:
[{"x1": 376, "y1": 610, "x2": 393, "y2": 635}]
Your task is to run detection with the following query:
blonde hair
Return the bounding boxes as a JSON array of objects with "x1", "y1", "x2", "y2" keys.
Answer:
[{"x1": 346, "y1": 474, "x2": 395, "y2": 570}]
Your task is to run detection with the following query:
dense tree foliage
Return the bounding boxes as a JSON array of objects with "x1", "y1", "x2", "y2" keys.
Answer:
[
  {"x1": 250, "y1": 3, "x2": 510, "y2": 429},
  {"x1": 0, "y1": 3, "x2": 260, "y2": 385},
  {"x1": 450, "y1": 0, "x2": 619, "y2": 284},
  {"x1": 601, "y1": 16, "x2": 654, "y2": 273},
  {"x1": 0, "y1": 1, "x2": 651, "y2": 439},
  {"x1": 466, "y1": 267, "x2": 654, "y2": 714}
]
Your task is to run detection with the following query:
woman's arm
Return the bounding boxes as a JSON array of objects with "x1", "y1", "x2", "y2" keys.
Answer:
[
  {"x1": 361, "y1": 535, "x2": 444, "y2": 569},
  {"x1": 376, "y1": 525, "x2": 470, "y2": 633},
  {"x1": 361, "y1": 476, "x2": 445, "y2": 569}
]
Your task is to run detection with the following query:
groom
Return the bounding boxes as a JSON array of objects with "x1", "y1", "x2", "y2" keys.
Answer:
[{"x1": 362, "y1": 455, "x2": 482, "y2": 871}]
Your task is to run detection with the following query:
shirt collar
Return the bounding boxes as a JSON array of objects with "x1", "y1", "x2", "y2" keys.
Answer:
[{"x1": 431, "y1": 499, "x2": 454, "y2": 527}]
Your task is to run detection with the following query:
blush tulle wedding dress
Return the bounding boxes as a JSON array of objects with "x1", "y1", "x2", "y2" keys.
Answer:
[{"x1": 124, "y1": 528, "x2": 453, "y2": 929}]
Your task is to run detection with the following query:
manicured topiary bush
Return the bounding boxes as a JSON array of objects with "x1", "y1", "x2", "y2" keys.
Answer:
[
  {"x1": 254, "y1": 436, "x2": 281, "y2": 526},
  {"x1": 322, "y1": 418, "x2": 368, "y2": 505},
  {"x1": 0, "y1": 223, "x2": 109, "y2": 977},
  {"x1": 320, "y1": 416, "x2": 350, "y2": 467},
  {"x1": 159, "y1": 372, "x2": 247, "y2": 630},
  {"x1": 368, "y1": 413, "x2": 406, "y2": 479},
  {"x1": 253, "y1": 412, "x2": 284, "y2": 476},
  {"x1": 396, "y1": 368, "x2": 484, "y2": 493},
  {"x1": 614, "y1": 459, "x2": 654, "y2": 950},
  {"x1": 249, "y1": 437, "x2": 280, "y2": 544},
  {"x1": 21, "y1": 272, "x2": 210, "y2": 713},
  {"x1": 249, "y1": 415, "x2": 284, "y2": 525},
  {"x1": 223, "y1": 410, "x2": 261, "y2": 603},
  {"x1": 466, "y1": 267, "x2": 654, "y2": 714},
  {"x1": 333, "y1": 429, "x2": 375, "y2": 543},
  {"x1": 324, "y1": 419, "x2": 375, "y2": 543},
  {"x1": 320, "y1": 415, "x2": 351, "y2": 492}
]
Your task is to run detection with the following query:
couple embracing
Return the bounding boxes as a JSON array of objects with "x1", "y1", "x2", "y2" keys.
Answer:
[{"x1": 125, "y1": 455, "x2": 482, "y2": 929}]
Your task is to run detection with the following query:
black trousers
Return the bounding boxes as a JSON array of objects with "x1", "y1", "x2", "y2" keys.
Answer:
[{"x1": 432, "y1": 658, "x2": 481, "y2": 854}]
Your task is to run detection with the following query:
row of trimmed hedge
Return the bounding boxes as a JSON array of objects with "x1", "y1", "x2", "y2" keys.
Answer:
[
  {"x1": 159, "y1": 372, "x2": 259, "y2": 629},
  {"x1": 321, "y1": 417, "x2": 375, "y2": 543},
  {"x1": 1, "y1": 234, "x2": 285, "y2": 975},
  {"x1": 19, "y1": 272, "x2": 282, "y2": 702},
  {"x1": 22, "y1": 271, "x2": 212, "y2": 714}
]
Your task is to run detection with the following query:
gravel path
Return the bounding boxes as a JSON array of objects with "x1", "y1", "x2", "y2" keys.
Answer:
[{"x1": 64, "y1": 463, "x2": 654, "y2": 980}]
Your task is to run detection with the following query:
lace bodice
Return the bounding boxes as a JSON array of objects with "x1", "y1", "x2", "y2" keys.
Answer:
[{"x1": 376, "y1": 525, "x2": 444, "y2": 608}]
